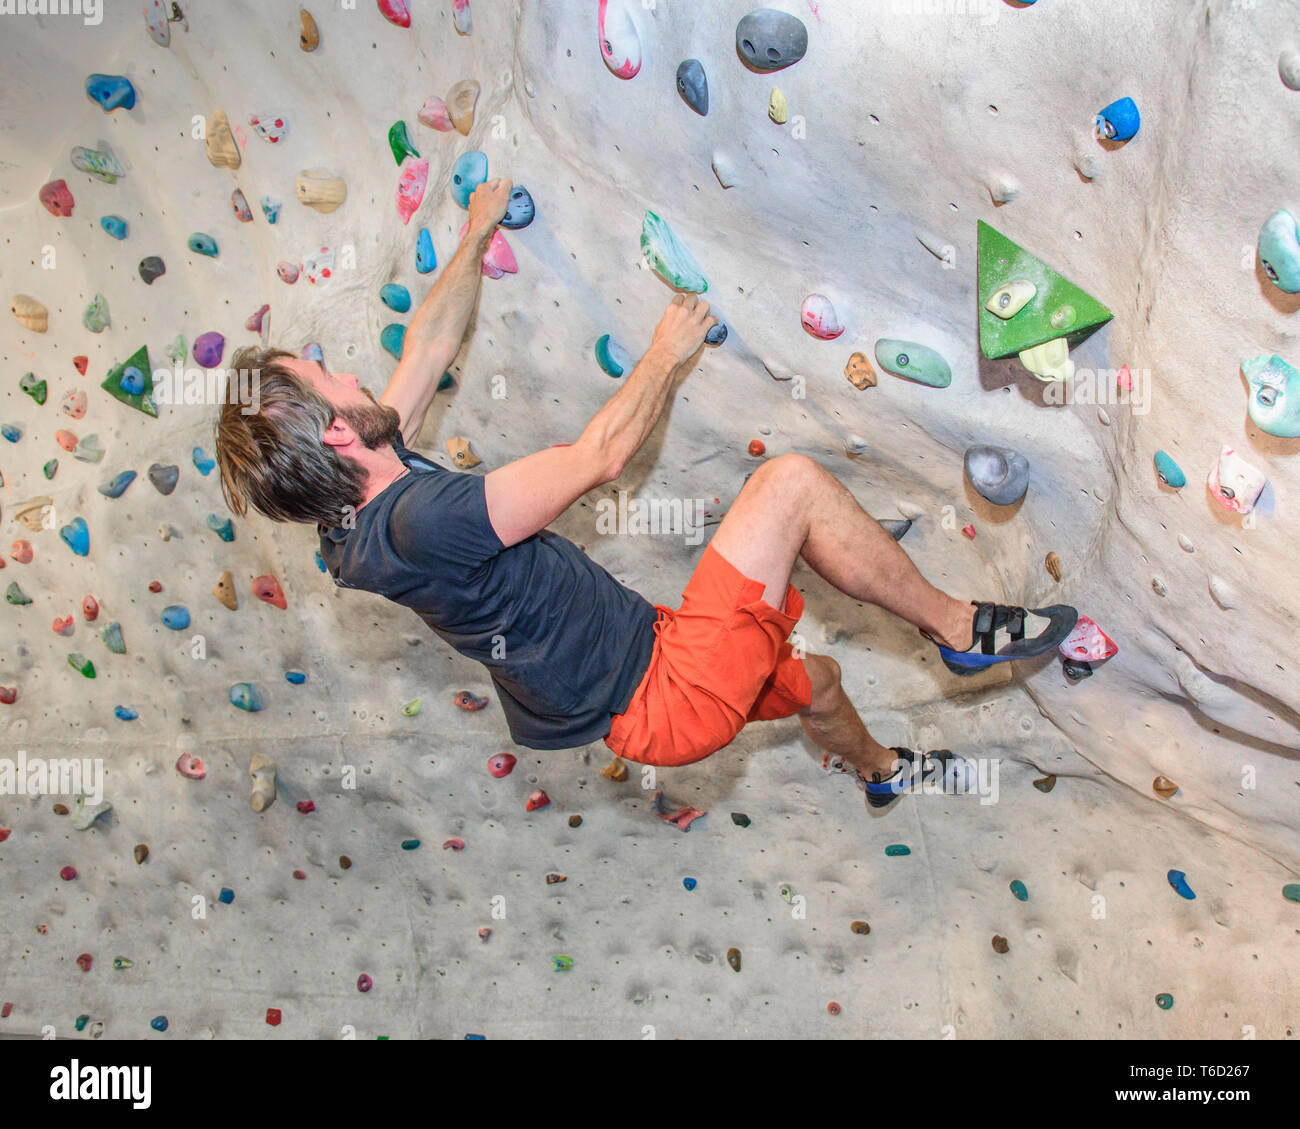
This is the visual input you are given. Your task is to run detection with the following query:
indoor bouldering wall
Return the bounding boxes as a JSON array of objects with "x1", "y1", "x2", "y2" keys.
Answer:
[{"x1": 0, "y1": 0, "x2": 1297, "y2": 1040}]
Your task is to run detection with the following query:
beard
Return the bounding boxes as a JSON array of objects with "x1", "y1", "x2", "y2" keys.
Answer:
[{"x1": 338, "y1": 394, "x2": 401, "y2": 449}]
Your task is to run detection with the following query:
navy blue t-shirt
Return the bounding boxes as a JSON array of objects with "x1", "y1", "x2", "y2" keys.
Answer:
[{"x1": 318, "y1": 434, "x2": 657, "y2": 749}]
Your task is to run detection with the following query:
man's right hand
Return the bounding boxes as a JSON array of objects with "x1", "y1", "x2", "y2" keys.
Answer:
[
  {"x1": 649, "y1": 294, "x2": 718, "y2": 368},
  {"x1": 467, "y1": 177, "x2": 513, "y2": 241}
]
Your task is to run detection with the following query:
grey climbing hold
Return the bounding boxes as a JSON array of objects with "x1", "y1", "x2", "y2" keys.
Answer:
[
  {"x1": 139, "y1": 256, "x2": 166, "y2": 285},
  {"x1": 878, "y1": 518, "x2": 911, "y2": 541},
  {"x1": 148, "y1": 463, "x2": 179, "y2": 494},
  {"x1": 963, "y1": 445, "x2": 1030, "y2": 506},
  {"x1": 735, "y1": 9, "x2": 808, "y2": 72},
  {"x1": 676, "y1": 59, "x2": 709, "y2": 115},
  {"x1": 1280, "y1": 49, "x2": 1300, "y2": 91}
]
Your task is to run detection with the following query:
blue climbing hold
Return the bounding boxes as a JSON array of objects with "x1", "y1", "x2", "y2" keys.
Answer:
[
  {"x1": 285, "y1": 670, "x2": 307, "y2": 684},
  {"x1": 450, "y1": 150, "x2": 488, "y2": 208},
  {"x1": 114, "y1": 706, "x2": 139, "y2": 721},
  {"x1": 100, "y1": 214, "x2": 128, "y2": 239},
  {"x1": 705, "y1": 322, "x2": 728, "y2": 346},
  {"x1": 187, "y1": 233, "x2": 218, "y2": 257},
  {"x1": 676, "y1": 58, "x2": 709, "y2": 115},
  {"x1": 594, "y1": 333, "x2": 634, "y2": 378},
  {"x1": 683, "y1": 877, "x2": 698, "y2": 891},
  {"x1": 500, "y1": 185, "x2": 535, "y2": 230},
  {"x1": 314, "y1": 551, "x2": 327, "y2": 572},
  {"x1": 60, "y1": 517, "x2": 90, "y2": 557},
  {"x1": 193, "y1": 447, "x2": 216, "y2": 475},
  {"x1": 261, "y1": 196, "x2": 281, "y2": 224},
  {"x1": 2, "y1": 423, "x2": 21, "y2": 443},
  {"x1": 1153, "y1": 450, "x2": 1185, "y2": 489},
  {"x1": 438, "y1": 371, "x2": 456, "y2": 391},
  {"x1": 1096, "y1": 96, "x2": 1141, "y2": 142},
  {"x1": 302, "y1": 343, "x2": 325, "y2": 364},
  {"x1": 416, "y1": 227, "x2": 436, "y2": 273},
  {"x1": 86, "y1": 74, "x2": 136, "y2": 112},
  {"x1": 1167, "y1": 869, "x2": 1196, "y2": 900},
  {"x1": 119, "y1": 365, "x2": 146, "y2": 396},
  {"x1": 380, "y1": 323, "x2": 407, "y2": 360},
  {"x1": 1258, "y1": 210, "x2": 1300, "y2": 293},
  {"x1": 98, "y1": 470, "x2": 137, "y2": 499},
  {"x1": 150, "y1": 1016, "x2": 168, "y2": 1032},
  {"x1": 229, "y1": 682, "x2": 263, "y2": 712},
  {"x1": 380, "y1": 283, "x2": 411, "y2": 313},
  {"x1": 207, "y1": 515, "x2": 235, "y2": 541},
  {"x1": 161, "y1": 605, "x2": 191, "y2": 631},
  {"x1": 219, "y1": 887, "x2": 235, "y2": 905}
]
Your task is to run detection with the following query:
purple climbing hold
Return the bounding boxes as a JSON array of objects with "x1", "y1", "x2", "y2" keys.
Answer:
[{"x1": 193, "y1": 332, "x2": 225, "y2": 369}]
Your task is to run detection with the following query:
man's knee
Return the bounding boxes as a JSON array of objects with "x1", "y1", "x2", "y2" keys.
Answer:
[
  {"x1": 799, "y1": 652, "x2": 842, "y2": 715},
  {"x1": 747, "y1": 452, "x2": 826, "y2": 497}
]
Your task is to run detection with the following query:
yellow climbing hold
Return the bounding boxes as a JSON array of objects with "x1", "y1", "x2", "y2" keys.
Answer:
[
  {"x1": 1018, "y1": 337, "x2": 1074, "y2": 382},
  {"x1": 768, "y1": 87, "x2": 788, "y2": 124}
]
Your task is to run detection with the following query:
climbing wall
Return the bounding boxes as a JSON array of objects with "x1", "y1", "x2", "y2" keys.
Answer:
[{"x1": 1, "y1": 0, "x2": 1297, "y2": 1040}]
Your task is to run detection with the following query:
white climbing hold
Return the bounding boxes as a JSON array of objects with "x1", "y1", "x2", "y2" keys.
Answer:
[
  {"x1": 1151, "y1": 575, "x2": 1168, "y2": 597},
  {"x1": 712, "y1": 153, "x2": 739, "y2": 189},
  {"x1": 895, "y1": 500, "x2": 925, "y2": 521},
  {"x1": 1209, "y1": 576, "x2": 1239, "y2": 610},
  {"x1": 1178, "y1": 534, "x2": 1195, "y2": 553},
  {"x1": 1280, "y1": 49, "x2": 1300, "y2": 91},
  {"x1": 1098, "y1": 407, "x2": 1111, "y2": 426},
  {"x1": 986, "y1": 173, "x2": 1020, "y2": 205}
]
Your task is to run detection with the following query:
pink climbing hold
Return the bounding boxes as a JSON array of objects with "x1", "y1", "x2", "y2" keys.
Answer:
[
  {"x1": 526, "y1": 789, "x2": 550, "y2": 812},
  {"x1": 60, "y1": 866, "x2": 77, "y2": 881},
  {"x1": 455, "y1": 690, "x2": 488, "y2": 711},
  {"x1": 82, "y1": 595, "x2": 99, "y2": 621},
  {"x1": 1058, "y1": 614, "x2": 1118, "y2": 662},
  {"x1": 252, "y1": 574, "x2": 287, "y2": 609},
  {"x1": 1116, "y1": 364, "x2": 1132, "y2": 392},
  {"x1": 62, "y1": 389, "x2": 88, "y2": 420},
  {"x1": 418, "y1": 96, "x2": 454, "y2": 131},
  {"x1": 293, "y1": 870, "x2": 307, "y2": 880},
  {"x1": 459, "y1": 222, "x2": 518, "y2": 279},
  {"x1": 40, "y1": 179, "x2": 74, "y2": 217},
  {"x1": 175, "y1": 753, "x2": 205, "y2": 780},
  {"x1": 76, "y1": 953, "x2": 93, "y2": 972},
  {"x1": 377, "y1": 0, "x2": 411, "y2": 27},
  {"x1": 800, "y1": 293, "x2": 845, "y2": 340},
  {"x1": 1, "y1": 1001, "x2": 11, "y2": 1016},
  {"x1": 487, "y1": 753, "x2": 517, "y2": 778},
  {"x1": 53, "y1": 615, "x2": 75, "y2": 635},
  {"x1": 277, "y1": 261, "x2": 300, "y2": 285},
  {"x1": 442, "y1": 838, "x2": 466, "y2": 851},
  {"x1": 598, "y1": 0, "x2": 642, "y2": 78},
  {"x1": 245, "y1": 304, "x2": 270, "y2": 335},
  {"x1": 248, "y1": 113, "x2": 288, "y2": 144},
  {"x1": 962, "y1": 523, "x2": 976, "y2": 539},
  {"x1": 357, "y1": 974, "x2": 373, "y2": 992},
  {"x1": 396, "y1": 157, "x2": 429, "y2": 225},
  {"x1": 231, "y1": 189, "x2": 253, "y2": 222},
  {"x1": 652, "y1": 790, "x2": 706, "y2": 832},
  {"x1": 10, "y1": 541, "x2": 33, "y2": 564},
  {"x1": 297, "y1": 800, "x2": 316, "y2": 815},
  {"x1": 452, "y1": 0, "x2": 472, "y2": 35}
]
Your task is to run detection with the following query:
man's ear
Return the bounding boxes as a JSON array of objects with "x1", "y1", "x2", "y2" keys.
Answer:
[{"x1": 321, "y1": 416, "x2": 356, "y2": 449}]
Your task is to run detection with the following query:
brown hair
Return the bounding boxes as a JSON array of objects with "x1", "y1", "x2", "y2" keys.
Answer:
[{"x1": 215, "y1": 347, "x2": 366, "y2": 527}]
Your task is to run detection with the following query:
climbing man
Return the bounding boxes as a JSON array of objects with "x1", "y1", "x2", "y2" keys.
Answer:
[{"x1": 215, "y1": 178, "x2": 1078, "y2": 809}]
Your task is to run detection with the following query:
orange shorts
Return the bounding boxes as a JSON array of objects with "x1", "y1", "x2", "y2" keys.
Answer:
[{"x1": 605, "y1": 544, "x2": 813, "y2": 767}]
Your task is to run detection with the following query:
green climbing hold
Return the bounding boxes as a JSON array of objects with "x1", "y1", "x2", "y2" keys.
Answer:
[
  {"x1": 75, "y1": 1015, "x2": 90, "y2": 1032},
  {"x1": 1010, "y1": 879, "x2": 1029, "y2": 901},
  {"x1": 68, "y1": 653, "x2": 96, "y2": 679},
  {"x1": 82, "y1": 293, "x2": 110, "y2": 333},
  {"x1": 1283, "y1": 884, "x2": 1300, "y2": 902},
  {"x1": 730, "y1": 812, "x2": 751, "y2": 827},
  {"x1": 884, "y1": 844, "x2": 911, "y2": 856},
  {"x1": 113, "y1": 957, "x2": 133, "y2": 970},
  {"x1": 552, "y1": 954, "x2": 574, "y2": 972},
  {"x1": 388, "y1": 120, "x2": 420, "y2": 165},
  {"x1": 101, "y1": 622, "x2": 126, "y2": 654},
  {"x1": 20, "y1": 372, "x2": 47, "y2": 405},
  {"x1": 874, "y1": 339, "x2": 952, "y2": 387},
  {"x1": 977, "y1": 221, "x2": 1113, "y2": 360},
  {"x1": 1155, "y1": 993, "x2": 1174, "y2": 1010},
  {"x1": 402, "y1": 698, "x2": 422, "y2": 717},
  {"x1": 641, "y1": 210, "x2": 708, "y2": 292},
  {"x1": 7, "y1": 582, "x2": 32, "y2": 606},
  {"x1": 101, "y1": 345, "x2": 157, "y2": 418},
  {"x1": 43, "y1": 459, "x2": 58, "y2": 480},
  {"x1": 401, "y1": 838, "x2": 421, "y2": 850}
]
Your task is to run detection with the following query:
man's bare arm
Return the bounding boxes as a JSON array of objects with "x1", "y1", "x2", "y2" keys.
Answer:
[
  {"x1": 484, "y1": 295, "x2": 716, "y2": 548},
  {"x1": 381, "y1": 178, "x2": 513, "y2": 443}
]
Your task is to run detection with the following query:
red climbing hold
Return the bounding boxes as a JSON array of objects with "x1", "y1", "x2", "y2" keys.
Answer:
[
  {"x1": 487, "y1": 753, "x2": 516, "y2": 778},
  {"x1": 53, "y1": 616, "x2": 74, "y2": 635},
  {"x1": 60, "y1": 866, "x2": 77, "y2": 880},
  {"x1": 82, "y1": 595, "x2": 99, "y2": 621},
  {"x1": 252, "y1": 574, "x2": 287, "y2": 609},
  {"x1": 827, "y1": 1001, "x2": 842, "y2": 1016},
  {"x1": 56, "y1": 430, "x2": 78, "y2": 452},
  {"x1": 292, "y1": 869, "x2": 307, "y2": 880},
  {"x1": 748, "y1": 439, "x2": 766, "y2": 457},
  {"x1": 148, "y1": 580, "x2": 162, "y2": 593},
  {"x1": 526, "y1": 789, "x2": 550, "y2": 812},
  {"x1": 1, "y1": 1002, "x2": 11, "y2": 1017},
  {"x1": 265, "y1": 1008, "x2": 282, "y2": 1026},
  {"x1": 40, "y1": 179, "x2": 75, "y2": 217},
  {"x1": 962, "y1": 523, "x2": 976, "y2": 539},
  {"x1": 175, "y1": 753, "x2": 205, "y2": 780},
  {"x1": 377, "y1": 0, "x2": 410, "y2": 27},
  {"x1": 76, "y1": 953, "x2": 93, "y2": 972},
  {"x1": 0, "y1": 688, "x2": 16, "y2": 705},
  {"x1": 442, "y1": 838, "x2": 466, "y2": 851},
  {"x1": 454, "y1": 690, "x2": 488, "y2": 711},
  {"x1": 73, "y1": 356, "x2": 88, "y2": 375},
  {"x1": 357, "y1": 973, "x2": 373, "y2": 992},
  {"x1": 296, "y1": 800, "x2": 316, "y2": 814},
  {"x1": 0, "y1": 829, "x2": 11, "y2": 843}
]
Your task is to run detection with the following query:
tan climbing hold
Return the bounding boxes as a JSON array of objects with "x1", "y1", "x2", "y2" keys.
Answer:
[
  {"x1": 298, "y1": 7, "x2": 320, "y2": 51},
  {"x1": 600, "y1": 756, "x2": 628, "y2": 782},
  {"x1": 447, "y1": 436, "x2": 481, "y2": 469},
  {"x1": 1045, "y1": 551, "x2": 1062, "y2": 582},
  {"x1": 205, "y1": 110, "x2": 241, "y2": 169},
  {"x1": 850, "y1": 920, "x2": 870, "y2": 935},
  {"x1": 447, "y1": 79, "x2": 480, "y2": 136},
  {"x1": 249, "y1": 753, "x2": 277, "y2": 812},
  {"x1": 991, "y1": 934, "x2": 1010, "y2": 954},
  {"x1": 296, "y1": 168, "x2": 347, "y2": 213},
  {"x1": 1032, "y1": 774, "x2": 1057, "y2": 793},
  {"x1": 11, "y1": 295, "x2": 48, "y2": 334},
  {"x1": 14, "y1": 498, "x2": 52, "y2": 532},
  {"x1": 213, "y1": 570, "x2": 238, "y2": 610},
  {"x1": 1152, "y1": 775, "x2": 1179, "y2": 799},
  {"x1": 844, "y1": 351, "x2": 876, "y2": 390},
  {"x1": 768, "y1": 86, "x2": 788, "y2": 124}
]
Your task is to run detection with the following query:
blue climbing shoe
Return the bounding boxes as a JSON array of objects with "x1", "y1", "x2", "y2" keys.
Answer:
[
  {"x1": 859, "y1": 748, "x2": 974, "y2": 809},
  {"x1": 934, "y1": 601, "x2": 1078, "y2": 676}
]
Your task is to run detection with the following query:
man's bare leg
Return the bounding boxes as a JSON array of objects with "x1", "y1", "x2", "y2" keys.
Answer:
[{"x1": 798, "y1": 653, "x2": 898, "y2": 777}]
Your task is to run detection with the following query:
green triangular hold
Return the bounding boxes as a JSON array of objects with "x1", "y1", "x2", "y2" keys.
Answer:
[
  {"x1": 100, "y1": 344, "x2": 158, "y2": 418},
  {"x1": 977, "y1": 221, "x2": 1113, "y2": 360}
]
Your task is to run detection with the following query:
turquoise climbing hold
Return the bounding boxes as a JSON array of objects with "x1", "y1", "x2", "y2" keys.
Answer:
[
  {"x1": 884, "y1": 844, "x2": 911, "y2": 857},
  {"x1": 594, "y1": 333, "x2": 633, "y2": 377},
  {"x1": 401, "y1": 839, "x2": 421, "y2": 850},
  {"x1": 43, "y1": 459, "x2": 58, "y2": 480},
  {"x1": 416, "y1": 227, "x2": 436, "y2": 273},
  {"x1": 1282, "y1": 884, "x2": 1300, "y2": 902},
  {"x1": 2, "y1": 423, "x2": 21, "y2": 443},
  {"x1": 86, "y1": 74, "x2": 136, "y2": 111},
  {"x1": 101, "y1": 622, "x2": 125, "y2": 654},
  {"x1": 874, "y1": 339, "x2": 952, "y2": 388},
  {"x1": 1010, "y1": 880, "x2": 1028, "y2": 902},
  {"x1": 1155, "y1": 993, "x2": 1174, "y2": 1010},
  {"x1": 380, "y1": 283, "x2": 411, "y2": 313},
  {"x1": 1241, "y1": 355, "x2": 1300, "y2": 438},
  {"x1": 100, "y1": 214, "x2": 128, "y2": 239},
  {"x1": 1167, "y1": 869, "x2": 1196, "y2": 900},
  {"x1": 641, "y1": 210, "x2": 708, "y2": 292},
  {"x1": 380, "y1": 323, "x2": 407, "y2": 360},
  {"x1": 60, "y1": 516, "x2": 90, "y2": 556},
  {"x1": 150, "y1": 1016, "x2": 168, "y2": 1032},
  {"x1": 450, "y1": 150, "x2": 488, "y2": 208},
  {"x1": 285, "y1": 670, "x2": 307, "y2": 684},
  {"x1": 161, "y1": 606, "x2": 190, "y2": 631},
  {"x1": 437, "y1": 371, "x2": 456, "y2": 391},
  {"x1": 229, "y1": 682, "x2": 263, "y2": 712},
  {"x1": 188, "y1": 232, "x2": 218, "y2": 257},
  {"x1": 98, "y1": 470, "x2": 137, "y2": 499},
  {"x1": 261, "y1": 196, "x2": 281, "y2": 224},
  {"x1": 1153, "y1": 450, "x2": 1185, "y2": 488},
  {"x1": 193, "y1": 447, "x2": 215, "y2": 475},
  {"x1": 207, "y1": 515, "x2": 234, "y2": 541},
  {"x1": 1258, "y1": 210, "x2": 1300, "y2": 293}
]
